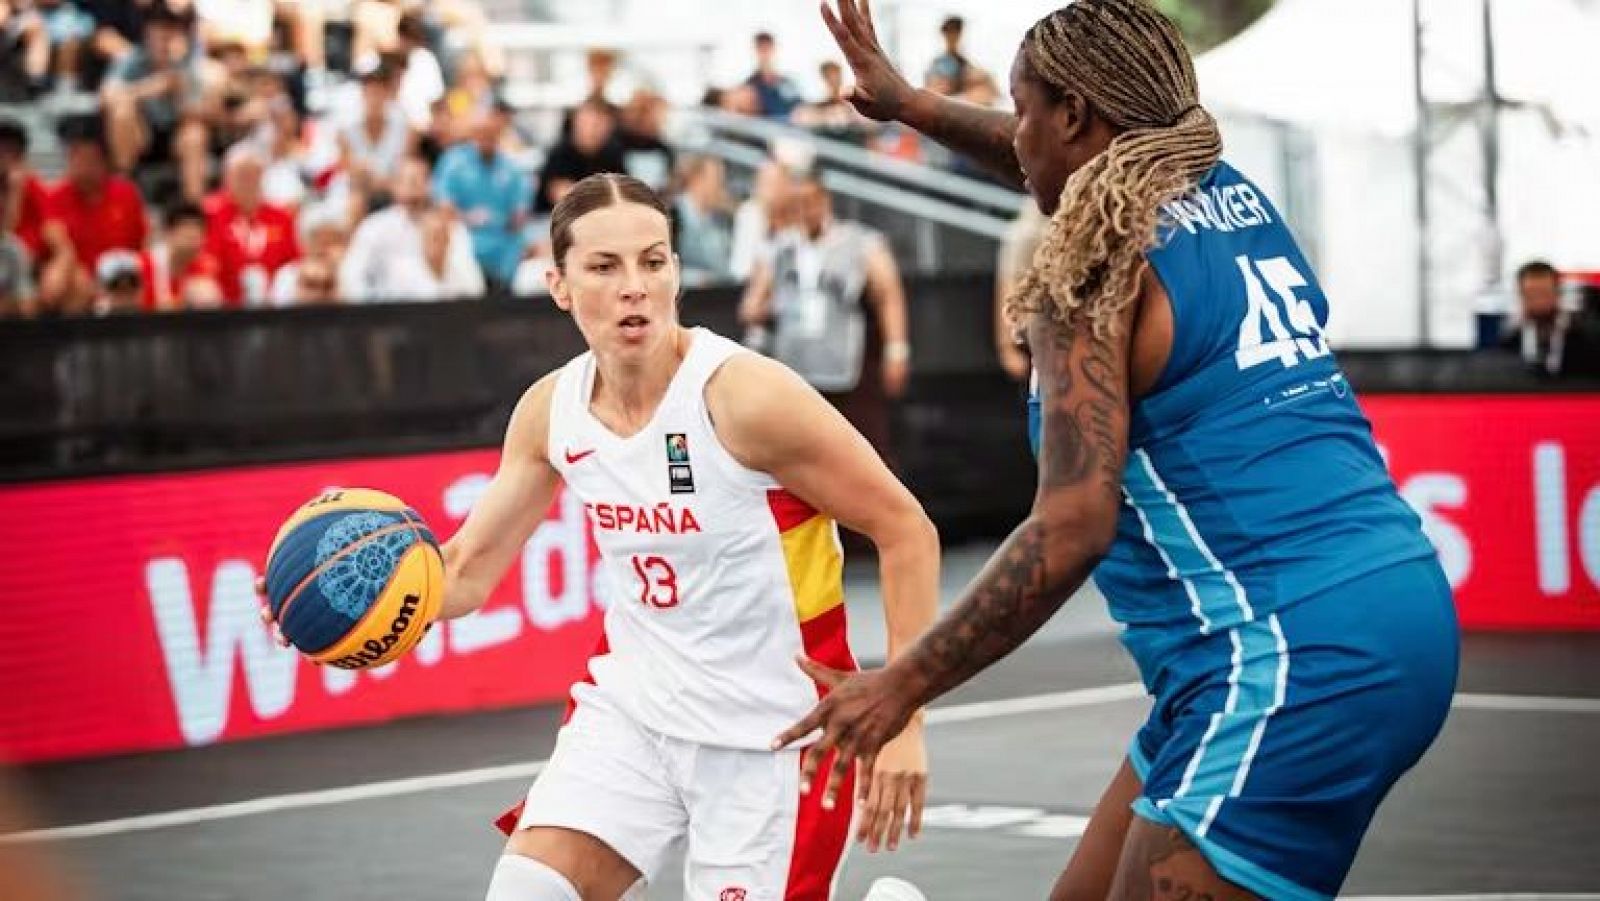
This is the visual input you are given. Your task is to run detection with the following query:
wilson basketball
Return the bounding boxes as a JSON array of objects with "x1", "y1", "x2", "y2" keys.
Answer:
[{"x1": 264, "y1": 488, "x2": 443, "y2": 669}]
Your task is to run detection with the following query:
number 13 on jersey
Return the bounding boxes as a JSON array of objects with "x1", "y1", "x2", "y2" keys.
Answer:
[
  {"x1": 1234, "y1": 255, "x2": 1329, "y2": 370},
  {"x1": 631, "y1": 554, "x2": 680, "y2": 609}
]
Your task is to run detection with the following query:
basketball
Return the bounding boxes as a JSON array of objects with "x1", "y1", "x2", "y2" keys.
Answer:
[{"x1": 264, "y1": 488, "x2": 444, "y2": 670}]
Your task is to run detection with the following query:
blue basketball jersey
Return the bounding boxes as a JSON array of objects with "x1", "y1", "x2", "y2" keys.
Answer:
[{"x1": 1028, "y1": 161, "x2": 1438, "y2": 679}]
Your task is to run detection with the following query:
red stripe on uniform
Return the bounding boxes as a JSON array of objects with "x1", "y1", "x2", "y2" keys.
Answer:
[
  {"x1": 494, "y1": 628, "x2": 610, "y2": 836},
  {"x1": 798, "y1": 603, "x2": 856, "y2": 687},
  {"x1": 785, "y1": 603, "x2": 859, "y2": 896},
  {"x1": 783, "y1": 751, "x2": 855, "y2": 900},
  {"x1": 767, "y1": 488, "x2": 819, "y2": 533}
]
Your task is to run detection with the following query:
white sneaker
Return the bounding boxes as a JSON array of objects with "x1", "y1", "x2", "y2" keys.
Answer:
[{"x1": 862, "y1": 877, "x2": 928, "y2": 901}]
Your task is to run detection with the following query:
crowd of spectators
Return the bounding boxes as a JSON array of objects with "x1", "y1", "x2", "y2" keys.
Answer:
[{"x1": 0, "y1": 4, "x2": 1007, "y2": 318}]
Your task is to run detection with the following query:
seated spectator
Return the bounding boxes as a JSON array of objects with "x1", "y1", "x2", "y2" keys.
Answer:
[
  {"x1": 333, "y1": 55, "x2": 415, "y2": 213},
  {"x1": 0, "y1": 0, "x2": 49, "y2": 101},
  {"x1": 792, "y1": 61, "x2": 863, "y2": 134},
  {"x1": 534, "y1": 99, "x2": 625, "y2": 214},
  {"x1": 145, "y1": 201, "x2": 224, "y2": 310},
  {"x1": 100, "y1": 4, "x2": 210, "y2": 202},
  {"x1": 192, "y1": 39, "x2": 272, "y2": 161},
  {"x1": 671, "y1": 154, "x2": 732, "y2": 285},
  {"x1": 203, "y1": 142, "x2": 300, "y2": 305},
  {"x1": 617, "y1": 88, "x2": 674, "y2": 191},
  {"x1": 253, "y1": 85, "x2": 311, "y2": 208},
  {"x1": 340, "y1": 153, "x2": 476, "y2": 301},
  {"x1": 744, "y1": 31, "x2": 801, "y2": 120},
  {"x1": 36, "y1": 115, "x2": 149, "y2": 313},
  {"x1": 393, "y1": 12, "x2": 444, "y2": 131},
  {"x1": 924, "y1": 16, "x2": 970, "y2": 98},
  {"x1": 432, "y1": 105, "x2": 528, "y2": 288},
  {"x1": 35, "y1": 0, "x2": 97, "y2": 94},
  {"x1": 0, "y1": 226, "x2": 34, "y2": 317},
  {"x1": 1503, "y1": 260, "x2": 1595, "y2": 378},
  {"x1": 729, "y1": 158, "x2": 793, "y2": 281},
  {"x1": 193, "y1": 0, "x2": 275, "y2": 60},
  {"x1": 287, "y1": 253, "x2": 339, "y2": 305},
  {"x1": 374, "y1": 205, "x2": 483, "y2": 300},
  {"x1": 270, "y1": 201, "x2": 347, "y2": 305},
  {"x1": 0, "y1": 117, "x2": 49, "y2": 261}
]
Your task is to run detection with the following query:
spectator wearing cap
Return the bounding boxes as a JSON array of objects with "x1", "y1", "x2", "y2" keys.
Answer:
[
  {"x1": 270, "y1": 201, "x2": 347, "y2": 306},
  {"x1": 36, "y1": 115, "x2": 149, "y2": 313},
  {"x1": 744, "y1": 32, "x2": 802, "y2": 120},
  {"x1": 100, "y1": 4, "x2": 210, "y2": 202},
  {"x1": 433, "y1": 106, "x2": 529, "y2": 288},
  {"x1": 0, "y1": 117, "x2": 49, "y2": 261},
  {"x1": 91, "y1": 249, "x2": 145, "y2": 315},
  {"x1": 203, "y1": 142, "x2": 300, "y2": 306},
  {"x1": 341, "y1": 153, "x2": 477, "y2": 301},
  {"x1": 534, "y1": 100, "x2": 626, "y2": 214},
  {"x1": 146, "y1": 201, "x2": 224, "y2": 310},
  {"x1": 334, "y1": 55, "x2": 416, "y2": 214}
]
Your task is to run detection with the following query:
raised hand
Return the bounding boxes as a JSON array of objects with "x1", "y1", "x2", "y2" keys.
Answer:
[{"x1": 820, "y1": 0, "x2": 914, "y2": 122}]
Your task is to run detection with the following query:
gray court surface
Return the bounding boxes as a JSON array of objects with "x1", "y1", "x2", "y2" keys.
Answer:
[{"x1": 12, "y1": 543, "x2": 1600, "y2": 900}]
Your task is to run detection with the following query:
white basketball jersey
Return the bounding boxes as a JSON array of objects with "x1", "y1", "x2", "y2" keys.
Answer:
[{"x1": 546, "y1": 328, "x2": 857, "y2": 749}]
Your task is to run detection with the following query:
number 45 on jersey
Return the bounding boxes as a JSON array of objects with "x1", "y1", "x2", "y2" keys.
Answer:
[{"x1": 1234, "y1": 255, "x2": 1329, "y2": 371}]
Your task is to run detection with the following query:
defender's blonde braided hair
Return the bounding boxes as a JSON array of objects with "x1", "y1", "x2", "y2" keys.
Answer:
[{"x1": 1008, "y1": 0, "x2": 1222, "y2": 339}]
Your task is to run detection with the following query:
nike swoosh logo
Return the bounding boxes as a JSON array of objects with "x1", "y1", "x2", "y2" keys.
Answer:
[{"x1": 564, "y1": 448, "x2": 596, "y2": 465}]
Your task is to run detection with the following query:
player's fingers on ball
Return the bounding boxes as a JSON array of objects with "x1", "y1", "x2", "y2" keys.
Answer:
[{"x1": 254, "y1": 576, "x2": 266, "y2": 596}]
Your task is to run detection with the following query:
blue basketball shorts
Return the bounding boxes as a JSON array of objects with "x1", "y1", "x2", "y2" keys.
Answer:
[{"x1": 1127, "y1": 559, "x2": 1459, "y2": 899}]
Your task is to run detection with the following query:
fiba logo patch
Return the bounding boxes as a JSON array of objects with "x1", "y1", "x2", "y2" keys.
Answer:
[
  {"x1": 719, "y1": 888, "x2": 747, "y2": 901},
  {"x1": 666, "y1": 432, "x2": 695, "y2": 494}
]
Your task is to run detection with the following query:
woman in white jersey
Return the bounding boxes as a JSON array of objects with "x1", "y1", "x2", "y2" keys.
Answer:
[{"x1": 309, "y1": 172, "x2": 936, "y2": 901}]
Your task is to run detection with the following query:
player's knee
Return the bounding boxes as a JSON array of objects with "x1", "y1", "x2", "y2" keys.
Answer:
[{"x1": 484, "y1": 855, "x2": 580, "y2": 901}]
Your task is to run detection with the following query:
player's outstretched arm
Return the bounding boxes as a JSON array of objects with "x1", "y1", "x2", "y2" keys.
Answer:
[
  {"x1": 436, "y1": 373, "x2": 564, "y2": 620},
  {"x1": 710, "y1": 352, "x2": 939, "y2": 851},
  {"x1": 773, "y1": 273, "x2": 1143, "y2": 812},
  {"x1": 821, "y1": 0, "x2": 1023, "y2": 187}
]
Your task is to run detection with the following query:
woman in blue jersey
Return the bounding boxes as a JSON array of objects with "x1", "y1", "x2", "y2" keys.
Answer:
[{"x1": 776, "y1": 2, "x2": 1460, "y2": 899}]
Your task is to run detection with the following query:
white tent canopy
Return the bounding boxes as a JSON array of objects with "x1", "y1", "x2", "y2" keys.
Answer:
[{"x1": 1196, "y1": 0, "x2": 1600, "y2": 347}]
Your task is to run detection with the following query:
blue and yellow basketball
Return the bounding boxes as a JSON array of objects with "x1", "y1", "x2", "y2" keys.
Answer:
[{"x1": 264, "y1": 488, "x2": 443, "y2": 670}]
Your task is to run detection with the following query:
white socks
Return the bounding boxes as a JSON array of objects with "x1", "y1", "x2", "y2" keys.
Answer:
[{"x1": 484, "y1": 855, "x2": 581, "y2": 901}]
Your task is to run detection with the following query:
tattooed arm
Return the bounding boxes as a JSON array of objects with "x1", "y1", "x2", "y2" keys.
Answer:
[
  {"x1": 891, "y1": 290, "x2": 1136, "y2": 705},
  {"x1": 773, "y1": 276, "x2": 1141, "y2": 811},
  {"x1": 821, "y1": 0, "x2": 1023, "y2": 187}
]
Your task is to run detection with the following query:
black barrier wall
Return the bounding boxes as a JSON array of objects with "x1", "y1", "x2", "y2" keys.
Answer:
[{"x1": 3, "y1": 272, "x2": 1595, "y2": 539}]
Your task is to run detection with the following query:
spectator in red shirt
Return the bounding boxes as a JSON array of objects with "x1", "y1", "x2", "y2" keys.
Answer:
[
  {"x1": 145, "y1": 201, "x2": 223, "y2": 310},
  {"x1": 0, "y1": 117, "x2": 48, "y2": 261},
  {"x1": 36, "y1": 115, "x2": 148, "y2": 314},
  {"x1": 204, "y1": 143, "x2": 299, "y2": 306}
]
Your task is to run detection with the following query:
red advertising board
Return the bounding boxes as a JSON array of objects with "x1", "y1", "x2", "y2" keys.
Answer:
[
  {"x1": 0, "y1": 395, "x2": 1595, "y2": 764},
  {"x1": 1364, "y1": 395, "x2": 1600, "y2": 630},
  {"x1": 0, "y1": 449, "x2": 605, "y2": 764}
]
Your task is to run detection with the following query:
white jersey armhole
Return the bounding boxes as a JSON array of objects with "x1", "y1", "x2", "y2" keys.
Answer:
[{"x1": 681, "y1": 330, "x2": 779, "y2": 494}]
